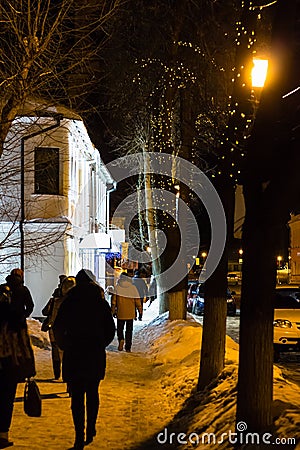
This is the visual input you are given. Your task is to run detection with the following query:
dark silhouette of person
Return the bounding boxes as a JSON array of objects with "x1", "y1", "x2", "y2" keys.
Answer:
[
  {"x1": 147, "y1": 275, "x2": 157, "y2": 305},
  {"x1": 42, "y1": 276, "x2": 76, "y2": 380},
  {"x1": 111, "y1": 272, "x2": 142, "y2": 352},
  {"x1": 132, "y1": 269, "x2": 148, "y2": 320},
  {"x1": 53, "y1": 269, "x2": 115, "y2": 450},
  {"x1": 5, "y1": 268, "x2": 34, "y2": 323},
  {"x1": 0, "y1": 269, "x2": 35, "y2": 448}
]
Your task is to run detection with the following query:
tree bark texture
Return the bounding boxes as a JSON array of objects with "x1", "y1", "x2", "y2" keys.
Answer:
[
  {"x1": 198, "y1": 182, "x2": 234, "y2": 390},
  {"x1": 236, "y1": 183, "x2": 277, "y2": 431},
  {"x1": 236, "y1": 0, "x2": 300, "y2": 432}
]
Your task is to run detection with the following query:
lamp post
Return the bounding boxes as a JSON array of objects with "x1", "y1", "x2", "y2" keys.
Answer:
[
  {"x1": 201, "y1": 251, "x2": 207, "y2": 267},
  {"x1": 238, "y1": 248, "x2": 243, "y2": 269},
  {"x1": 277, "y1": 255, "x2": 283, "y2": 269}
]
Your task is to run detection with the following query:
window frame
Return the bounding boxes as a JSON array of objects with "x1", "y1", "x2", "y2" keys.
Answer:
[{"x1": 34, "y1": 147, "x2": 60, "y2": 195}]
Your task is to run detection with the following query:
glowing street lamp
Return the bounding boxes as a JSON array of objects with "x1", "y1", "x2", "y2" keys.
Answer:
[
  {"x1": 238, "y1": 248, "x2": 243, "y2": 264},
  {"x1": 251, "y1": 58, "x2": 268, "y2": 88}
]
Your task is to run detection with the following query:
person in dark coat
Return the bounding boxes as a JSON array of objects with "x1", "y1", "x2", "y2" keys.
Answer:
[
  {"x1": 0, "y1": 270, "x2": 36, "y2": 449},
  {"x1": 53, "y1": 269, "x2": 115, "y2": 450},
  {"x1": 5, "y1": 268, "x2": 34, "y2": 324},
  {"x1": 132, "y1": 270, "x2": 148, "y2": 321},
  {"x1": 147, "y1": 274, "x2": 157, "y2": 305},
  {"x1": 42, "y1": 276, "x2": 76, "y2": 380}
]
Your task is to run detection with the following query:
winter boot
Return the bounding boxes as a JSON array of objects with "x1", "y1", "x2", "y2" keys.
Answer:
[
  {"x1": 68, "y1": 432, "x2": 84, "y2": 450},
  {"x1": 85, "y1": 428, "x2": 96, "y2": 445},
  {"x1": 53, "y1": 360, "x2": 61, "y2": 380},
  {"x1": 118, "y1": 339, "x2": 124, "y2": 351},
  {"x1": 67, "y1": 442, "x2": 84, "y2": 450}
]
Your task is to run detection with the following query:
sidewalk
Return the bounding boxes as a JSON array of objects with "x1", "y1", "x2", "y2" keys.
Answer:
[
  {"x1": 8, "y1": 299, "x2": 300, "y2": 449},
  {"x1": 10, "y1": 301, "x2": 175, "y2": 450}
]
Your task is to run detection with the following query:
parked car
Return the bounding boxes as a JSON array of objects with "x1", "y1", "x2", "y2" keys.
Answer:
[
  {"x1": 275, "y1": 287, "x2": 300, "y2": 301},
  {"x1": 188, "y1": 283, "x2": 237, "y2": 316},
  {"x1": 187, "y1": 281, "x2": 199, "y2": 312},
  {"x1": 227, "y1": 272, "x2": 241, "y2": 286},
  {"x1": 276, "y1": 265, "x2": 290, "y2": 284},
  {"x1": 273, "y1": 288, "x2": 300, "y2": 361}
]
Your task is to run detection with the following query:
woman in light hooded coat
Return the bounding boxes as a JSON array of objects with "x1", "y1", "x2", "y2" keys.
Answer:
[{"x1": 111, "y1": 272, "x2": 142, "y2": 353}]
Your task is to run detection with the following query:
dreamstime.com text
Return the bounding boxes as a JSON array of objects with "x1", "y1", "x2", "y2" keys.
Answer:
[{"x1": 156, "y1": 423, "x2": 296, "y2": 446}]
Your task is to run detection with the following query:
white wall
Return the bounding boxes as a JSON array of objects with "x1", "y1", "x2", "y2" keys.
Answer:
[{"x1": 0, "y1": 115, "x2": 114, "y2": 315}]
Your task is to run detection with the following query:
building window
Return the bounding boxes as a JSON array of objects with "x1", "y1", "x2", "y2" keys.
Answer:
[{"x1": 34, "y1": 147, "x2": 59, "y2": 194}]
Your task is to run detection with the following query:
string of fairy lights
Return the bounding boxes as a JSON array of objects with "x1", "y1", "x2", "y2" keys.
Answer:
[
  {"x1": 214, "y1": 1, "x2": 262, "y2": 184},
  {"x1": 129, "y1": 0, "x2": 265, "y2": 230}
]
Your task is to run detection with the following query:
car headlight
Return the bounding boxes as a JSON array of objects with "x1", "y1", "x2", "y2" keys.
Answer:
[{"x1": 273, "y1": 319, "x2": 292, "y2": 328}]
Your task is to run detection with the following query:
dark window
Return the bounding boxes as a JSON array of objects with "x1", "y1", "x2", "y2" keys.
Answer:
[{"x1": 34, "y1": 147, "x2": 59, "y2": 194}]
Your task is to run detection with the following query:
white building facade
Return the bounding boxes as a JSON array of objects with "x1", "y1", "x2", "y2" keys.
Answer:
[{"x1": 0, "y1": 106, "x2": 122, "y2": 316}]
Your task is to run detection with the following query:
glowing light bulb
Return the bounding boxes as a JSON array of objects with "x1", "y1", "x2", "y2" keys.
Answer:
[{"x1": 251, "y1": 58, "x2": 268, "y2": 88}]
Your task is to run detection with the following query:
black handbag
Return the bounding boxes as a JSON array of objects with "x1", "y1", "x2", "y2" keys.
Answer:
[{"x1": 24, "y1": 378, "x2": 42, "y2": 417}]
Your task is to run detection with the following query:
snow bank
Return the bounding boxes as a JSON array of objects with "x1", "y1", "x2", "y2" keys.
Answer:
[
  {"x1": 135, "y1": 312, "x2": 300, "y2": 449},
  {"x1": 27, "y1": 318, "x2": 51, "y2": 350}
]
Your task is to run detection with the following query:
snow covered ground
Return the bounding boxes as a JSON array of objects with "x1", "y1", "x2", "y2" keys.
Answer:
[{"x1": 9, "y1": 300, "x2": 300, "y2": 449}]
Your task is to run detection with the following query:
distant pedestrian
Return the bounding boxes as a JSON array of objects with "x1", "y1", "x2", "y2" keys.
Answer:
[
  {"x1": 147, "y1": 275, "x2": 157, "y2": 306},
  {"x1": 5, "y1": 268, "x2": 34, "y2": 323},
  {"x1": 41, "y1": 276, "x2": 76, "y2": 380},
  {"x1": 52, "y1": 274, "x2": 67, "y2": 298},
  {"x1": 0, "y1": 270, "x2": 36, "y2": 449},
  {"x1": 132, "y1": 269, "x2": 148, "y2": 320},
  {"x1": 53, "y1": 269, "x2": 115, "y2": 450},
  {"x1": 111, "y1": 272, "x2": 142, "y2": 352}
]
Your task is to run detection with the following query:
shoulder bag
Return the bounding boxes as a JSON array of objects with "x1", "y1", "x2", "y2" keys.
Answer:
[{"x1": 24, "y1": 378, "x2": 42, "y2": 417}]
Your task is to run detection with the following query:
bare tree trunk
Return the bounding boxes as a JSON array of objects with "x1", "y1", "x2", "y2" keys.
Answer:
[
  {"x1": 142, "y1": 150, "x2": 163, "y2": 305},
  {"x1": 236, "y1": 0, "x2": 300, "y2": 431},
  {"x1": 198, "y1": 293, "x2": 227, "y2": 389},
  {"x1": 137, "y1": 175, "x2": 147, "y2": 250},
  {"x1": 197, "y1": 0, "x2": 258, "y2": 389},
  {"x1": 198, "y1": 183, "x2": 234, "y2": 390},
  {"x1": 168, "y1": 292, "x2": 186, "y2": 320},
  {"x1": 236, "y1": 182, "x2": 276, "y2": 431}
]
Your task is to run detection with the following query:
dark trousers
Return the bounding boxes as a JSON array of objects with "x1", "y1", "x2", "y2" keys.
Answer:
[
  {"x1": 139, "y1": 299, "x2": 143, "y2": 319},
  {"x1": 0, "y1": 368, "x2": 17, "y2": 433},
  {"x1": 49, "y1": 331, "x2": 63, "y2": 379},
  {"x1": 68, "y1": 378, "x2": 100, "y2": 443},
  {"x1": 117, "y1": 319, "x2": 133, "y2": 351}
]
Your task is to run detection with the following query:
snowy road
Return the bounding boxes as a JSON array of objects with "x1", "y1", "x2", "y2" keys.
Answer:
[{"x1": 193, "y1": 312, "x2": 300, "y2": 388}]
